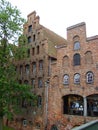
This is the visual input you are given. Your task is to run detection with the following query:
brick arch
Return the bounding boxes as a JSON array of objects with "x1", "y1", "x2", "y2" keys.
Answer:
[
  {"x1": 52, "y1": 75, "x2": 59, "y2": 87},
  {"x1": 62, "y1": 55, "x2": 69, "y2": 67},
  {"x1": 85, "y1": 51, "x2": 93, "y2": 64},
  {"x1": 73, "y1": 35, "x2": 80, "y2": 42}
]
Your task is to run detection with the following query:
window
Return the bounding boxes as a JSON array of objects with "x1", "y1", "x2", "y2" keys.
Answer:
[
  {"x1": 73, "y1": 53, "x2": 80, "y2": 66},
  {"x1": 20, "y1": 65, "x2": 23, "y2": 76},
  {"x1": 37, "y1": 45, "x2": 39, "y2": 54},
  {"x1": 25, "y1": 65, "x2": 29, "y2": 75},
  {"x1": 86, "y1": 71, "x2": 94, "y2": 84},
  {"x1": 74, "y1": 41, "x2": 80, "y2": 50},
  {"x1": 38, "y1": 96, "x2": 42, "y2": 107},
  {"x1": 28, "y1": 25, "x2": 32, "y2": 32},
  {"x1": 63, "y1": 74, "x2": 69, "y2": 85},
  {"x1": 31, "y1": 79, "x2": 35, "y2": 88},
  {"x1": 51, "y1": 125, "x2": 58, "y2": 130},
  {"x1": 74, "y1": 73, "x2": 80, "y2": 84},
  {"x1": 38, "y1": 78, "x2": 43, "y2": 88},
  {"x1": 32, "y1": 48, "x2": 35, "y2": 56},
  {"x1": 33, "y1": 34, "x2": 36, "y2": 41},
  {"x1": 32, "y1": 62, "x2": 36, "y2": 74},
  {"x1": 39, "y1": 60, "x2": 43, "y2": 71},
  {"x1": 23, "y1": 120, "x2": 27, "y2": 126},
  {"x1": 27, "y1": 49, "x2": 30, "y2": 58},
  {"x1": 24, "y1": 80, "x2": 28, "y2": 84},
  {"x1": 28, "y1": 36, "x2": 32, "y2": 43}
]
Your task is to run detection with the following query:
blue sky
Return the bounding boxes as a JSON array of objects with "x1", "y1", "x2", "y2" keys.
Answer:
[{"x1": 8, "y1": 0, "x2": 98, "y2": 39}]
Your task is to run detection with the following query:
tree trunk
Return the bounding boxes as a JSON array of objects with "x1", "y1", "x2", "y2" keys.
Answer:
[{"x1": 0, "y1": 116, "x2": 3, "y2": 130}]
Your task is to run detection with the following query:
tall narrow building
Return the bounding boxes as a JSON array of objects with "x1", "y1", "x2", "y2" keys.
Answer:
[{"x1": 11, "y1": 11, "x2": 67, "y2": 130}]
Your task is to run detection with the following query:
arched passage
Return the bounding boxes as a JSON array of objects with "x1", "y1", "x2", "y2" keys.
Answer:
[
  {"x1": 63, "y1": 94, "x2": 83, "y2": 116},
  {"x1": 87, "y1": 94, "x2": 98, "y2": 117}
]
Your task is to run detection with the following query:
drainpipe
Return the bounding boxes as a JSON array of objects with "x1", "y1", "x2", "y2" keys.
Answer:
[
  {"x1": 83, "y1": 96, "x2": 87, "y2": 116},
  {"x1": 45, "y1": 80, "x2": 49, "y2": 129}
]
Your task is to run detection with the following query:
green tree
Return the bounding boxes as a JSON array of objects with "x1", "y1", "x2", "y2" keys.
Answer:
[{"x1": 0, "y1": 0, "x2": 37, "y2": 130}]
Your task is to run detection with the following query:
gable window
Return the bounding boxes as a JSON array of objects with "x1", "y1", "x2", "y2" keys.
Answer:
[
  {"x1": 37, "y1": 45, "x2": 39, "y2": 54},
  {"x1": 27, "y1": 49, "x2": 30, "y2": 58},
  {"x1": 39, "y1": 60, "x2": 43, "y2": 71},
  {"x1": 63, "y1": 74, "x2": 69, "y2": 85},
  {"x1": 25, "y1": 65, "x2": 29, "y2": 75},
  {"x1": 38, "y1": 96, "x2": 42, "y2": 107},
  {"x1": 33, "y1": 34, "x2": 36, "y2": 41},
  {"x1": 32, "y1": 62, "x2": 36, "y2": 74},
  {"x1": 32, "y1": 47, "x2": 35, "y2": 56},
  {"x1": 73, "y1": 53, "x2": 80, "y2": 66},
  {"x1": 74, "y1": 41, "x2": 80, "y2": 50},
  {"x1": 28, "y1": 36, "x2": 32, "y2": 43},
  {"x1": 24, "y1": 80, "x2": 28, "y2": 85},
  {"x1": 74, "y1": 73, "x2": 80, "y2": 84},
  {"x1": 86, "y1": 71, "x2": 94, "y2": 84},
  {"x1": 28, "y1": 25, "x2": 32, "y2": 32},
  {"x1": 31, "y1": 78, "x2": 35, "y2": 89},
  {"x1": 20, "y1": 65, "x2": 23, "y2": 76},
  {"x1": 38, "y1": 77, "x2": 43, "y2": 88}
]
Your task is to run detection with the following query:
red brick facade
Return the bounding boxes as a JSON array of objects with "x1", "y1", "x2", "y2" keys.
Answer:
[
  {"x1": 48, "y1": 22, "x2": 98, "y2": 129},
  {"x1": 7, "y1": 12, "x2": 98, "y2": 130}
]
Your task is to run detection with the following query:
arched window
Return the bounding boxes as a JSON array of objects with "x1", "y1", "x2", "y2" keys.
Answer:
[
  {"x1": 86, "y1": 71, "x2": 94, "y2": 84},
  {"x1": 74, "y1": 73, "x2": 80, "y2": 84},
  {"x1": 63, "y1": 74, "x2": 69, "y2": 85},
  {"x1": 51, "y1": 125, "x2": 58, "y2": 130},
  {"x1": 74, "y1": 41, "x2": 80, "y2": 50},
  {"x1": 85, "y1": 51, "x2": 93, "y2": 64},
  {"x1": 73, "y1": 53, "x2": 80, "y2": 66},
  {"x1": 38, "y1": 96, "x2": 42, "y2": 107}
]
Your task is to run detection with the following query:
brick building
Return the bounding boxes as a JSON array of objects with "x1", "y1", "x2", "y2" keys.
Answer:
[
  {"x1": 8, "y1": 12, "x2": 98, "y2": 130},
  {"x1": 8, "y1": 11, "x2": 66, "y2": 130},
  {"x1": 49, "y1": 22, "x2": 98, "y2": 130}
]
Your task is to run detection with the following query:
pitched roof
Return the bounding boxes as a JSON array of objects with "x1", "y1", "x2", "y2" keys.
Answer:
[{"x1": 41, "y1": 25, "x2": 67, "y2": 58}]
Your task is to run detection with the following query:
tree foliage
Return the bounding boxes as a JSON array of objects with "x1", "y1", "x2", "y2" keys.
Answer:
[{"x1": 0, "y1": 1, "x2": 37, "y2": 129}]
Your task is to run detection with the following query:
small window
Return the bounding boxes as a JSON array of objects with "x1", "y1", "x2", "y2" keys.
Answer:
[
  {"x1": 38, "y1": 78, "x2": 43, "y2": 88},
  {"x1": 31, "y1": 79, "x2": 35, "y2": 88},
  {"x1": 25, "y1": 65, "x2": 29, "y2": 75},
  {"x1": 51, "y1": 125, "x2": 58, "y2": 130},
  {"x1": 38, "y1": 96, "x2": 42, "y2": 107},
  {"x1": 28, "y1": 36, "x2": 32, "y2": 43},
  {"x1": 39, "y1": 60, "x2": 43, "y2": 70},
  {"x1": 27, "y1": 49, "x2": 30, "y2": 58},
  {"x1": 23, "y1": 119, "x2": 27, "y2": 126},
  {"x1": 32, "y1": 48, "x2": 35, "y2": 56},
  {"x1": 33, "y1": 34, "x2": 36, "y2": 41},
  {"x1": 73, "y1": 53, "x2": 80, "y2": 66},
  {"x1": 86, "y1": 71, "x2": 94, "y2": 84},
  {"x1": 63, "y1": 74, "x2": 69, "y2": 85},
  {"x1": 24, "y1": 80, "x2": 28, "y2": 85},
  {"x1": 74, "y1": 73, "x2": 80, "y2": 84},
  {"x1": 20, "y1": 65, "x2": 23, "y2": 76},
  {"x1": 28, "y1": 25, "x2": 32, "y2": 32},
  {"x1": 74, "y1": 41, "x2": 80, "y2": 50},
  {"x1": 37, "y1": 46, "x2": 39, "y2": 54},
  {"x1": 32, "y1": 62, "x2": 36, "y2": 74}
]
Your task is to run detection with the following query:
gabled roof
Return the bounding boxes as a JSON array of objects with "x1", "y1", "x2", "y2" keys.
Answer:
[{"x1": 41, "y1": 25, "x2": 67, "y2": 58}]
